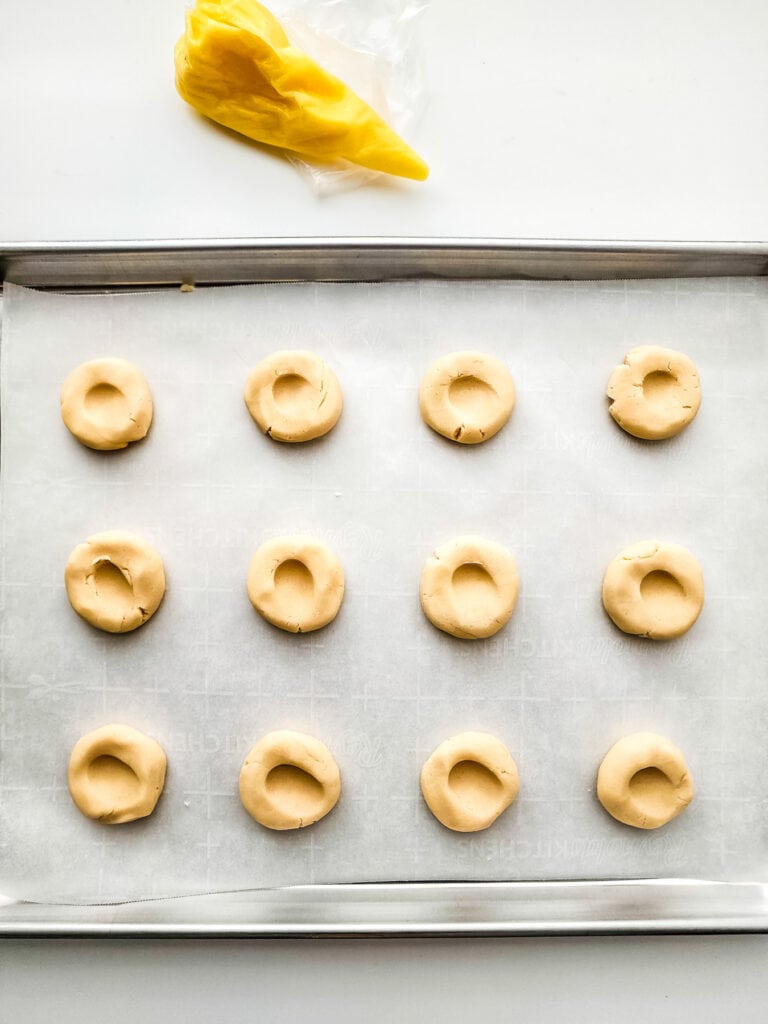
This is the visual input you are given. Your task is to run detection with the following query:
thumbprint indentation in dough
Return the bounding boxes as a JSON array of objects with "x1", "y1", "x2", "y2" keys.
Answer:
[
  {"x1": 448, "y1": 375, "x2": 497, "y2": 419},
  {"x1": 87, "y1": 754, "x2": 141, "y2": 806},
  {"x1": 448, "y1": 760, "x2": 503, "y2": 818},
  {"x1": 93, "y1": 559, "x2": 133, "y2": 603},
  {"x1": 274, "y1": 558, "x2": 315, "y2": 614},
  {"x1": 266, "y1": 764, "x2": 325, "y2": 816},
  {"x1": 272, "y1": 373, "x2": 316, "y2": 416},
  {"x1": 84, "y1": 382, "x2": 129, "y2": 424},
  {"x1": 640, "y1": 569, "x2": 685, "y2": 618},
  {"x1": 451, "y1": 562, "x2": 499, "y2": 617},
  {"x1": 629, "y1": 766, "x2": 676, "y2": 819},
  {"x1": 642, "y1": 370, "x2": 680, "y2": 407}
]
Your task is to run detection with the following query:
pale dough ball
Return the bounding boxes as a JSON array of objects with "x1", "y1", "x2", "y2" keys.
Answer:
[
  {"x1": 247, "y1": 536, "x2": 344, "y2": 633},
  {"x1": 420, "y1": 535, "x2": 520, "y2": 639},
  {"x1": 602, "y1": 540, "x2": 704, "y2": 640},
  {"x1": 606, "y1": 345, "x2": 701, "y2": 440},
  {"x1": 65, "y1": 530, "x2": 166, "y2": 633},
  {"x1": 419, "y1": 351, "x2": 515, "y2": 444},
  {"x1": 61, "y1": 358, "x2": 153, "y2": 451},
  {"x1": 421, "y1": 732, "x2": 520, "y2": 832},
  {"x1": 597, "y1": 732, "x2": 694, "y2": 829},
  {"x1": 239, "y1": 730, "x2": 341, "y2": 830},
  {"x1": 67, "y1": 723, "x2": 167, "y2": 824},
  {"x1": 244, "y1": 350, "x2": 343, "y2": 442}
]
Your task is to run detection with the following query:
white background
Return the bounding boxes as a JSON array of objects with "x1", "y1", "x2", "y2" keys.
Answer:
[
  {"x1": 1, "y1": 0, "x2": 767, "y2": 243},
  {"x1": 1, "y1": 0, "x2": 768, "y2": 1018}
]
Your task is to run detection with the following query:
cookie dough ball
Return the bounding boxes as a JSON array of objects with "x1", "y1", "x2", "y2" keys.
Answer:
[
  {"x1": 420, "y1": 535, "x2": 519, "y2": 639},
  {"x1": 244, "y1": 350, "x2": 343, "y2": 442},
  {"x1": 606, "y1": 345, "x2": 701, "y2": 440},
  {"x1": 419, "y1": 351, "x2": 515, "y2": 444},
  {"x1": 239, "y1": 730, "x2": 341, "y2": 830},
  {"x1": 247, "y1": 536, "x2": 344, "y2": 633},
  {"x1": 597, "y1": 732, "x2": 694, "y2": 829},
  {"x1": 602, "y1": 540, "x2": 704, "y2": 640},
  {"x1": 61, "y1": 358, "x2": 153, "y2": 451},
  {"x1": 421, "y1": 732, "x2": 520, "y2": 832},
  {"x1": 68, "y1": 723, "x2": 167, "y2": 824},
  {"x1": 65, "y1": 530, "x2": 166, "y2": 633}
]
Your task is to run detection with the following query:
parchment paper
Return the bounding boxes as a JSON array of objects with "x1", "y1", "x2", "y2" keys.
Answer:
[{"x1": 1, "y1": 277, "x2": 767, "y2": 903}]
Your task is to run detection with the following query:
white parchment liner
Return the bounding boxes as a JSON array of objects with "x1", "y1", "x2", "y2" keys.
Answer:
[{"x1": 1, "y1": 277, "x2": 767, "y2": 902}]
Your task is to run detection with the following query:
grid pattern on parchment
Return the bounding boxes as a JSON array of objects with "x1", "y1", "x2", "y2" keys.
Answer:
[{"x1": 1, "y1": 277, "x2": 767, "y2": 903}]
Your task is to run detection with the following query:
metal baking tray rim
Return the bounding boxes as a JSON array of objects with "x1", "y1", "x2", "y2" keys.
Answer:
[
  {"x1": 2, "y1": 879, "x2": 768, "y2": 937},
  {"x1": 1, "y1": 236, "x2": 767, "y2": 288},
  {"x1": 2, "y1": 237, "x2": 767, "y2": 937}
]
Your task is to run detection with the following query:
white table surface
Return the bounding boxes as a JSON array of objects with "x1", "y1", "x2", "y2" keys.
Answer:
[
  {"x1": 0, "y1": 935, "x2": 767, "y2": 1023},
  {"x1": 1, "y1": 0, "x2": 767, "y2": 244},
  {"x1": 1, "y1": 0, "x2": 767, "y2": 1018}
]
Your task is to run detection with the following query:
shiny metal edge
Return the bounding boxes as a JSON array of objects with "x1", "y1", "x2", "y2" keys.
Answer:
[
  {"x1": 1, "y1": 880, "x2": 767, "y2": 937},
  {"x1": 1, "y1": 238, "x2": 767, "y2": 287}
]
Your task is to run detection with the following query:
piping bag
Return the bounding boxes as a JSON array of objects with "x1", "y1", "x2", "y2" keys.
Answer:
[{"x1": 175, "y1": 0, "x2": 429, "y2": 181}]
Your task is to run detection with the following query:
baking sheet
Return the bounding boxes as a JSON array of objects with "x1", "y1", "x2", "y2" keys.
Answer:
[{"x1": 1, "y1": 276, "x2": 767, "y2": 904}]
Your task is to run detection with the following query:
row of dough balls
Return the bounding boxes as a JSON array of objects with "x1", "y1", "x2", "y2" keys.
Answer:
[
  {"x1": 60, "y1": 345, "x2": 702, "y2": 451},
  {"x1": 64, "y1": 531, "x2": 705, "y2": 641},
  {"x1": 67, "y1": 725, "x2": 694, "y2": 833}
]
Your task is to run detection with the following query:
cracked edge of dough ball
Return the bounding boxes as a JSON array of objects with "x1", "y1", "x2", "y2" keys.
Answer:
[
  {"x1": 601, "y1": 539, "x2": 704, "y2": 640},
  {"x1": 418, "y1": 351, "x2": 516, "y2": 444},
  {"x1": 596, "y1": 731, "x2": 694, "y2": 829},
  {"x1": 420, "y1": 731, "x2": 520, "y2": 832},
  {"x1": 238, "y1": 729, "x2": 341, "y2": 830},
  {"x1": 243, "y1": 350, "x2": 343, "y2": 443},
  {"x1": 64, "y1": 530, "x2": 166, "y2": 633},
  {"x1": 246, "y1": 535, "x2": 345, "y2": 633},
  {"x1": 60, "y1": 357, "x2": 153, "y2": 451},
  {"x1": 67, "y1": 722, "x2": 167, "y2": 824},
  {"x1": 606, "y1": 345, "x2": 701, "y2": 440},
  {"x1": 420, "y1": 535, "x2": 520, "y2": 639}
]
